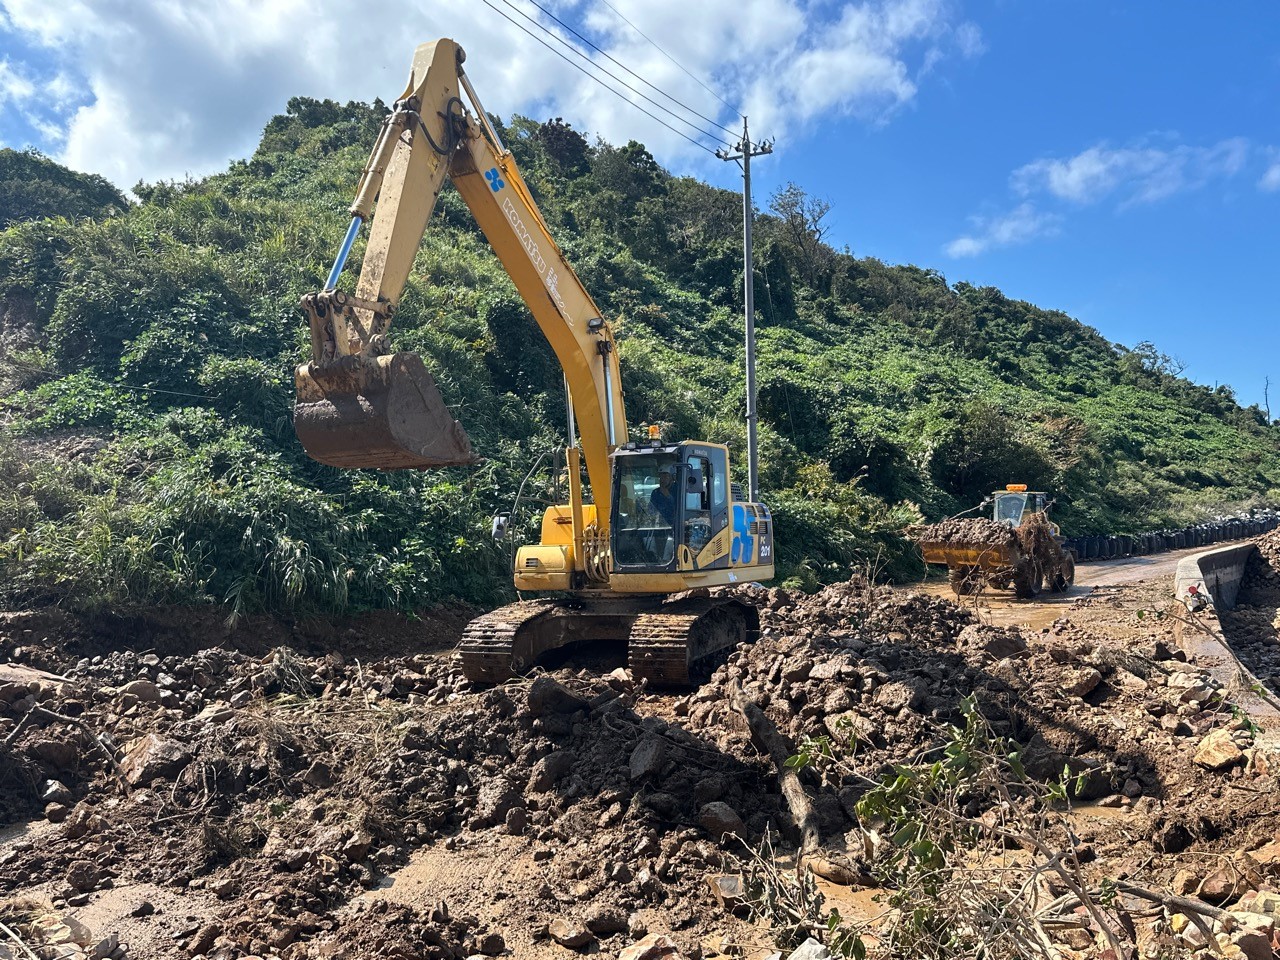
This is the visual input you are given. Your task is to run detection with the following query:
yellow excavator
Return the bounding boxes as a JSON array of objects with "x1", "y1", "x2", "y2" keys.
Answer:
[{"x1": 293, "y1": 39, "x2": 775, "y2": 685}]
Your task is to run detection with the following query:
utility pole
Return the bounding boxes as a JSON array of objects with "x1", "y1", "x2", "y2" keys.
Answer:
[{"x1": 717, "y1": 118, "x2": 773, "y2": 502}]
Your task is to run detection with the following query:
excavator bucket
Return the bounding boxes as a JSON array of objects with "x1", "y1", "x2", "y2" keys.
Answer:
[{"x1": 293, "y1": 352, "x2": 475, "y2": 470}]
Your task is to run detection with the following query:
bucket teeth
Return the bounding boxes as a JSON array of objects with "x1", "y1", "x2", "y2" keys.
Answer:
[{"x1": 293, "y1": 353, "x2": 475, "y2": 470}]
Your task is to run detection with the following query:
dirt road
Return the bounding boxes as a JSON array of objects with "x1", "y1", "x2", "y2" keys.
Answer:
[{"x1": 907, "y1": 544, "x2": 1210, "y2": 629}]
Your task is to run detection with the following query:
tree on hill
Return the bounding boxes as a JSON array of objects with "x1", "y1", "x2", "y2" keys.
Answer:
[{"x1": 0, "y1": 148, "x2": 129, "y2": 227}]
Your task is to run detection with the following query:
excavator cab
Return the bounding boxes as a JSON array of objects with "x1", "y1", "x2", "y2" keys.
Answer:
[{"x1": 611, "y1": 444, "x2": 731, "y2": 573}]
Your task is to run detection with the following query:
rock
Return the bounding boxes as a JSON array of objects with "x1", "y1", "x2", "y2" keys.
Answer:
[
  {"x1": 619, "y1": 934, "x2": 685, "y2": 960},
  {"x1": 786, "y1": 938, "x2": 833, "y2": 960},
  {"x1": 504, "y1": 807, "x2": 528, "y2": 835},
  {"x1": 1223, "y1": 912, "x2": 1274, "y2": 960},
  {"x1": 25, "y1": 738, "x2": 78, "y2": 769},
  {"x1": 90, "y1": 934, "x2": 119, "y2": 960},
  {"x1": 693, "y1": 775, "x2": 725, "y2": 806},
  {"x1": 1172, "y1": 869, "x2": 1198, "y2": 895},
  {"x1": 706, "y1": 873, "x2": 745, "y2": 910},
  {"x1": 119, "y1": 679, "x2": 164, "y2": 703},
  {"x1": 1061, "y1": 667, "x2": 1102, "y2": 698},
  {"x1": 873, "y1": 680, "x2": 923, "y2": 714},
  {"x1": 956, "y1": 624, "x2": 1028, "y2": 661},
  {"x1": 66, "y1": 859, "x2": 105, "y2": 892},
  {"x1": 473, "y1": 777, "x2": 521, "y2": 827},
  {"x1": 41, "y1": 779, "x2": 73, "y2": 805},
  {"x1": 528, "y1": 750, "x2": 573, "y2": 792},
  {"x1": 583, "y1": 905, "x2": 627, "y2": 935},
  {"x1": 120, "y1": 734, "x2": 191, "y2": 785},
  {"x1": 44, "y1": 802, "x2": 70, "y2": 823},
  {"x1": 342, "y1": 830, "x2": 374, "y2": 862},
  {"x1": 698, "y1": 802, "x2": 745, "y2": 839},
  {"x1": 630, "y1": 738, "x2": 667, "y2": 780},
  {"x1": 809, "y1": 660, "x2": 845, "y2": 681},
  {"x1": 1199, "y1": 868, "x2": 1247, "y2": 904},
  {"x1": 526, "y1": 677, "x2": 588, "y2": 717},
  {"x1": 548, "y1": 918, "x2": 594, "y2": 949},
  {"x1": 130, "y1": 901, "x2": 155, "y2": 918},
  {"x1": 476, "y1": 932, "x2": 506, "y2": 955},
  {"x1": 781, "y1": 658, "x2": 811, "y2": 683},
  {"x1": 1195, "y1": 730, "x2": 1245, "y2": 771},
  {"x1": 185, "y1": 922, "x2": 220, "y2": 955},
  {"x1": 62, "y1": 802, "x2": 103, "y2": 840}
]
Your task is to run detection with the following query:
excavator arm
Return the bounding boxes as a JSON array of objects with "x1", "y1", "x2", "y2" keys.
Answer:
[{"x1": 295, "y1": 38, "x2": 626, "y2": 530}]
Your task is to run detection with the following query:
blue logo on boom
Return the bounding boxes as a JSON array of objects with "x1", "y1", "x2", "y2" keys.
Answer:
[
  {"x1": 731, "y1": 504, "x2": 754, "y2": 563},
  {"x1": 484, "y1": 167, "x2": 505, "y2": 191}
]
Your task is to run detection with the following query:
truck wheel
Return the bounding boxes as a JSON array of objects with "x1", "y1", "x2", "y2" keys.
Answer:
[
  {"x1": 1013, "y1": 566, "x2": 1042, "y2": 599},
  {"x1": 1050, "y1": 554, "x2": 1076, "y2": 592},
  {"x1": 949, "y1": 565, "x2": 981, "y2": 597}
]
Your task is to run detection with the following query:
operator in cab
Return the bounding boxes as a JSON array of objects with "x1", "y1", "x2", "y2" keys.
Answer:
[{"x1": 650, "y1": 466, "x2": 678, "y2": 526}]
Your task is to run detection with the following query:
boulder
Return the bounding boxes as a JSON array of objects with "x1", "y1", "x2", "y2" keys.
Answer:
[
  {"x1": 629, "y1": 737, "x2": 667, "y2": 780},
  {"x1": 526, "y1": 677, "x2": 588, "y2": 717},
  {"x1": 619, "y1": 934, "x2": 685, "y2": 960},
  {"x1": 120, "y1": 734, "x2": 191, "y2": 785},
  {"x1": 528, "y1": 750, "x2": 574, "y2": 792},
  {"x1": 548, "y1": 918, "x2": 594, "y2": 949},
  {"x1": 698, "y1": 801, "x2": 745, "y2": 839},
  {"x1": 1195, "y1": 730, "x2": 1244, "y2": 771}
]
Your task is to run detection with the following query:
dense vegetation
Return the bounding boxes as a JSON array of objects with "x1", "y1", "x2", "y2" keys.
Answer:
[
  {"x1": 0, "y1": 148, "x2": 129, "y2": 228},
  {"x1": 0, "y1": 98, "x2": 1276, "y2": 617}
]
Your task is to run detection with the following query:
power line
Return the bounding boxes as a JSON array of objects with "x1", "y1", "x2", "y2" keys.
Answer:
[
  {"x1": 490, "y1": 0, "x2": 732, "y2": 148},
  {"x1": 595, "y1": 0, "x2": 738, "y2": 114},
  {"x1": 478, "y1": 0, "x2": 729, "y2": 155},
  {"x1": 505, "y1": 0, "x2": 739, "y2": 139}
]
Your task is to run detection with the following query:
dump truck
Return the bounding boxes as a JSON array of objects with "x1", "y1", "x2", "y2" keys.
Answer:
[{"x1": 914, "y1": 485, "x2": 1076, "y2": 599}]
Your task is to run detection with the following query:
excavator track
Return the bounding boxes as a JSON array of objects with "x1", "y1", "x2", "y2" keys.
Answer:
[
  {"x1": 628, "y1": 600, "x2": 758, "y2": 687},
  {"x1": 457, "y1": 596, "x2": 759, "y2": 687},
  {"x1": 456, "y1": 601, "x2": 557, "y2": 684}
]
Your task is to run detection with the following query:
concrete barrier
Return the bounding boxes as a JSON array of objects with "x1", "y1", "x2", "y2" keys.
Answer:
[
  {"x1": 1171, "y1": 542, "x2": 1280, "y2": 723},
  {"x1": 1173, "y1": 542, "x2": 1256, "y2": 611}
]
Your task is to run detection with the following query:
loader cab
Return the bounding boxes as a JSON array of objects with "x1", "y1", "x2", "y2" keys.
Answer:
[
  {"x1": 992, "y1": 485, "x2": 1047, "y2": 527},
  {"x1": 611, "y1": 443, "x2": 729, "y2": 572}
]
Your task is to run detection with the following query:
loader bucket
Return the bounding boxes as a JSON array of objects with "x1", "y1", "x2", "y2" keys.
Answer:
[{"x1": 294, "y1": 352, "x2": 476, "y2": 470}]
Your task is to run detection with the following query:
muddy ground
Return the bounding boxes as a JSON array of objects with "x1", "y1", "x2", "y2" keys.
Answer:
[{"x1": 2, "y1": 550, "x2": 1280, "y2": 960}]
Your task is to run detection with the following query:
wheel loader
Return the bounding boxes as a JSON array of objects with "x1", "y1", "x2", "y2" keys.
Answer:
[
  {"x1": 915, "y1": 485, "x2": 1077, "y2": 599},
  {"x1": 292, "y1": 39, "x2": 774, "y2": 685}
]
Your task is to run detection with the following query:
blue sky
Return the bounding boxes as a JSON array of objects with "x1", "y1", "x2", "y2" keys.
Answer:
[{"x1": 1, "y1": 1, "x2": 1276, "y2": 411}]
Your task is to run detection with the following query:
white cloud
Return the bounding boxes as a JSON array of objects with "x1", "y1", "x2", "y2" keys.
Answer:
[
  {"x1": 0, "y1": 0, "x2": 980, "y2": 188},
  {"x1": 1012, "y1": 138, "x2": 1249, "y2": 207},
  {"x1": 945, "y1": 202, "x2": 1058, "y2": 258},
  {"x1": 0, "y1": 58, "x2": 36, "y2": 104},
  {"x1": 1261, "y1": 155, "x2": 1280, "y2": 193}
]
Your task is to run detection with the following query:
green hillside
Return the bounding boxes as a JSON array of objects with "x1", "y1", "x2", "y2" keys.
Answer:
[
  {"x1": 0, "y1": 147, "x2": 129, "y2": 228},
  {"x1": 1, "y1": 98, "x2": 1276, "y2": 616}
]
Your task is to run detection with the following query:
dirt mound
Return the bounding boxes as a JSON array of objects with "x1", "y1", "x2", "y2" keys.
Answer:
[
  {"x1": 911, "y1": 517, "x2": 1017, "y2": 547},
  {"x1": 1222, "y1": 529, "x2": 1280, "y2": 691},
  {"x1": 3, "y1": 580, "x2": 1279, "y2": 958}
]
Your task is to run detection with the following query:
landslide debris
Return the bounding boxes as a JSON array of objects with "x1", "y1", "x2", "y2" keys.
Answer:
[
  {"x1": 1221, "y1": 528, "x2": 1280, "y2": 693},
  {"x1": 910, "y1": 517, "x2": 1018, "y2": 548},
  {"x1": 1, "y1": 577, "x2": 1278, "y2": 959}
]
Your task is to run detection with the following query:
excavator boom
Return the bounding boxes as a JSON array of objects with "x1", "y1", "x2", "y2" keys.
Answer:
[{"x1": 294, "y1": 38, "x2": 624, "y2": 509}]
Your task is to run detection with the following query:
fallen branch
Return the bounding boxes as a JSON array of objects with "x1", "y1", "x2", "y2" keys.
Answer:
[
  {"x1": 730, "y1": 683, "x2": 868, "y2": 887},
  {"x1": 2, "y1": 705, "x2": 128, "y2": 792}
]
